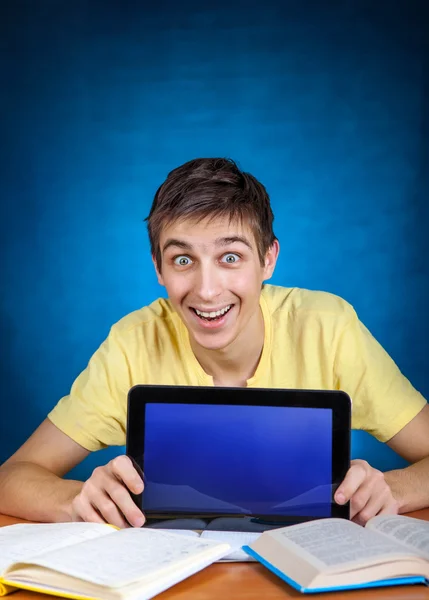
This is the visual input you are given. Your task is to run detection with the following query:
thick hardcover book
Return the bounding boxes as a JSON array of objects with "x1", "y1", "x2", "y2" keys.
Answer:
[{"x1": 243, "y1": 515, "x2": 429, "y2": 593}]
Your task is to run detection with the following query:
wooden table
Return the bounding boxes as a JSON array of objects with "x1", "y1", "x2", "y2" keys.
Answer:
[{"x1": 2, "y1": 510, "x2": 429, "y2": 599}]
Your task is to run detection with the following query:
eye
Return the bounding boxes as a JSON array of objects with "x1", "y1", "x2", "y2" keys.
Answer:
[
  {"x1": 221, "y1": 253, "x2": 240, "y2": 264},
  {"x1": 173, "y1": 255, "x2": 192, "y2": 266}
]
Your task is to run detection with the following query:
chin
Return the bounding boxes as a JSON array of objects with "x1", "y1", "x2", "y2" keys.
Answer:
[{"x1": 192, "y1": 332, "x2": 234, "y2": 352}]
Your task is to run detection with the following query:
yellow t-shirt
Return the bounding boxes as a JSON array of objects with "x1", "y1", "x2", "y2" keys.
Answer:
[{"x1": 48, "y1": 284, "x2": 426, "y2": 450}]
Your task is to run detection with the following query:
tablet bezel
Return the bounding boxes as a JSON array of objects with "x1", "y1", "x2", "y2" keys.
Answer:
[{"x1": 126, "y1": 384, "x2": 351, "y2": 524}]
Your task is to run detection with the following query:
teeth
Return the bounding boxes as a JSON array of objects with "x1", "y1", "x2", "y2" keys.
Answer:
[{"x1": 195, "y1": 305, "x2": 231, "y2": 318}]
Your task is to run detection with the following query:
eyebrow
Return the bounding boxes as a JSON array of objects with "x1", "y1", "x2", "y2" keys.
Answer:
[
  {"x1": 162, "y1": 235, "x2": 254, "y2": 253},
  {"x1": 162, "y1": 239, "x2": 193, "y2": 253},
  {"x1": 214, "y1": 236, "x2": 253, "y2": 250}
]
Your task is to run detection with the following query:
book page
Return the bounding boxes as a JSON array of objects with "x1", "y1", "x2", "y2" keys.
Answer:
[
  {"x1": 6, "y1": 528, "x2": 230, "y2": 588},
  {"x1": 147, "y1": 528, "x2": 258, "y2": 561},
  {"x1": 149, "y1": 529, "x2": 199, "y2": 537},
  {"x1": 201, "y1": 530, "x2": 261, "y2": 561},
  {"x1": 367, "y1": 516, "x2": 429, "y2": 559},
  {"x1": 266, "y1": 518, "x2": 420, "y2": 571},
  {"x1": 0, "y1": 522, "x2": 114, "y2": 574}
]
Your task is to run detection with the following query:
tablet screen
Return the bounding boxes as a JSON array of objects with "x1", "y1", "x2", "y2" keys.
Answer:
[{"x1": 141, "y1": 403, "x2": 333, "y2": 518}]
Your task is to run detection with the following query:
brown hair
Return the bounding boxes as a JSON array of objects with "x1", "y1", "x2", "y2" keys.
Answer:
[{"x1": 145, "y1": 158, "x2": 276, "y2": 270}]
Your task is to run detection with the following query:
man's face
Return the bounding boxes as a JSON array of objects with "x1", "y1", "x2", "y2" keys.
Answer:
[{"x1": 154, "y1": 215, "x2": 279, "y2": 352}]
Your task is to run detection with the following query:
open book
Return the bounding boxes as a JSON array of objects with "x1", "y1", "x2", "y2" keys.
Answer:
[
  {"x1": 152, "y1": 526, "x2": 260, "y2": 561},
  {"x1": 0, "y1": 522, "x2": 232, "y2": 600},
  {"x1": 243, "y1": 515, "x2": 429, "y2": 593}
]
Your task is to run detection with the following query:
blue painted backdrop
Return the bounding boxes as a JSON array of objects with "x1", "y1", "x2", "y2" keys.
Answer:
[{"x1": 1, "y1": 0, "x2": 428, "y2": 480}]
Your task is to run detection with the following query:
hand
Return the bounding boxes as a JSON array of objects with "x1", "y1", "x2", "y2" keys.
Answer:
[
  {"x1": 70, "y1": 455, "x2": 145, "y2": 528},
  {"x1": 334, "y1": 459, "x2": 399, "y2": 525}
]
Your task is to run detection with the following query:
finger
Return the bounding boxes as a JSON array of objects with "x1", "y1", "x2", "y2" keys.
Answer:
[
  {"x1": 94, "y1": 492, "x2": 131, "y2": 529},
  {"x1": 349, "y1": 471, "x2": 396, "y2": 524},
  {"x1": 373, "y1": 500, "x2": 399, "y2": 516},
  {"x1": 109, "y1": 456, "x2": 144, "y2": 495},
  {"x1": 348, "y1": 477, "x2": 380, "y2": 521},
  {"x1": 105, "y1": 479, "x2": 146, "y2": 528},
  {"x1": 351, "y1": 492, "x2": 385, "y2": 525},
  {"x1": 353, "y1": 496, "x2": 398, "y2": 526},
  {"x1": 334, "y1": 463, "x2": 367, "y2": 505},
  {"x1": 72, "y1": 498, "x2": 108, "y2": 524}
]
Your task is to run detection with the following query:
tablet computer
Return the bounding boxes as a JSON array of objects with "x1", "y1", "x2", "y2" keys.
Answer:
[{"x1": 126, "y1": 385, "x2": 351, "y2": 526}]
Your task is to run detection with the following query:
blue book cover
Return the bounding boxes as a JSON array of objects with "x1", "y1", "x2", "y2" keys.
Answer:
[{"x1": 243, "y1": 546, "x2": 428, "y2": 593}]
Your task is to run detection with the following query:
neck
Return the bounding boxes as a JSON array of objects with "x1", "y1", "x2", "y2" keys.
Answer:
[{"x1": 190, "y1": 307, "x2": 265, "y2": 387}]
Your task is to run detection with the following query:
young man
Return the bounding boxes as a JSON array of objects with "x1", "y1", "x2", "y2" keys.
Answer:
[{"x1": 1, "y1": 158, "x2": 429, "y2": 528}]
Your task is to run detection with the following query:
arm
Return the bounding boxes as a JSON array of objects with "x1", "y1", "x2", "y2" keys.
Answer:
[
  {"x1": 0, "y1": 419, "x2": 88, "y2": 522},
  {"x1": 384, "y1": 403, "x2": 429, "y2": 513},
  {"x1": 0, "y1": 419, "x2": 145, "y2": 527}
]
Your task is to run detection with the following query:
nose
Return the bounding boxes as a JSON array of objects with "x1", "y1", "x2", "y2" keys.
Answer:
[{"x1": 194, "y1": 262, "x2": 222, "y2": 302}]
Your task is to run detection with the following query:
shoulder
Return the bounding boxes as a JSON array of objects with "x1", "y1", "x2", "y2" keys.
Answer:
[
  {"x1": 262, "y1": 284, "x2": 357, "y2": 321},
  {"x1": 109, "y1": 297, "x2": 179, "y2": 338}
]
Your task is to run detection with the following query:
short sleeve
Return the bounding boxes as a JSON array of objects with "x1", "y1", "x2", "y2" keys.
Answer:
[
  {"x1": 334, "y1": 311, "x2": 427, "y2": 442},
  {"x1": 47, "y1": 327, "x2": 131, "y2": 451}
]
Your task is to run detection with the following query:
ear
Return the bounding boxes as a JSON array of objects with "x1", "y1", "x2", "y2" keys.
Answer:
[
  {"x1": 152, "y1": 255, "x2": 165, "y2": 286},
  {"x1": 262, "y1": 239, "x2": 280, "y2": 281}
]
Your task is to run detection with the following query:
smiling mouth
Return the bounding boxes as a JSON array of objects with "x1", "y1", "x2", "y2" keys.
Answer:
[{"x1": 191, "y1": 305, "x2": 233, "y2": 321}]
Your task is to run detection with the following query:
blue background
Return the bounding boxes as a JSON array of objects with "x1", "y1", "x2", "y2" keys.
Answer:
[
  {"x1": 143, "y1": 404, "x2": 332, "y2": 516},
  {"x1": 0, "y1": 0, "x2": 428, "y2": 480}
]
